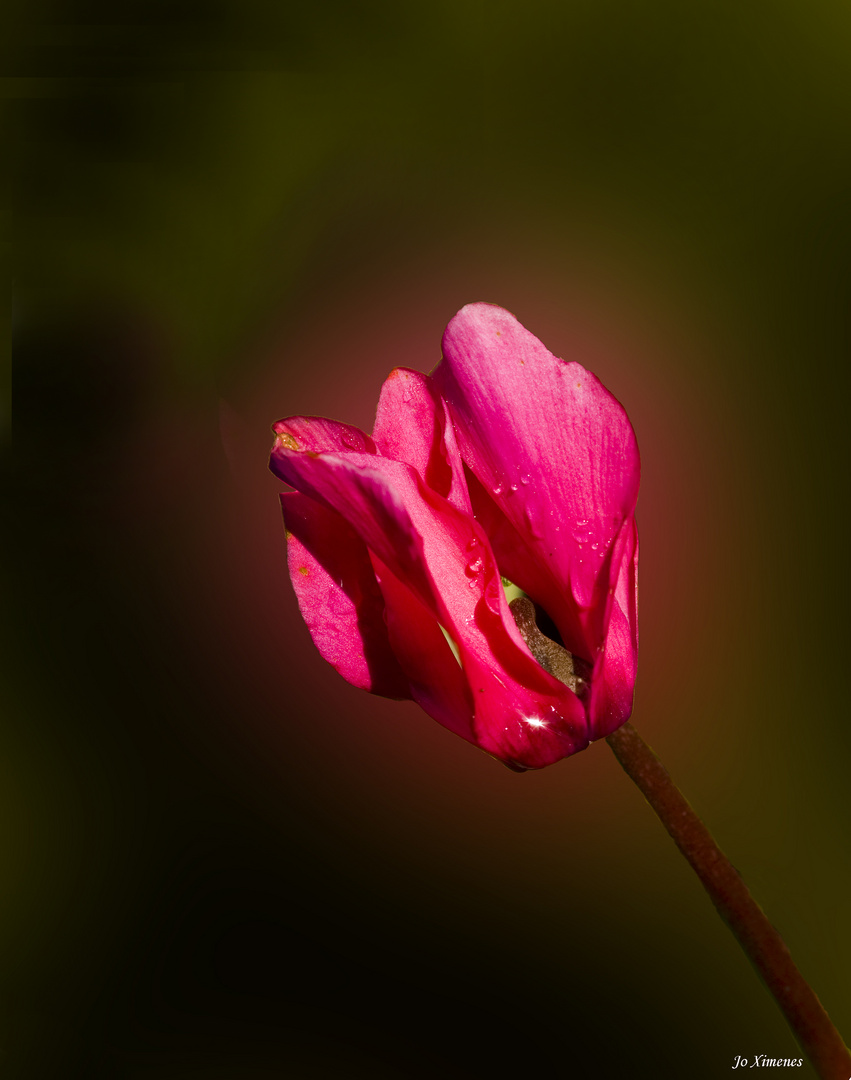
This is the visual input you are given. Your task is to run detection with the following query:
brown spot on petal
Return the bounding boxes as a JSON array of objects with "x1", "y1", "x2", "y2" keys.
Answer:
[
  {"x1": 297, "y1": 566, "x2": 309, "y2": 576},
  {"x1": 277, "y1": 432, "x2": 298, "y2": 449}
]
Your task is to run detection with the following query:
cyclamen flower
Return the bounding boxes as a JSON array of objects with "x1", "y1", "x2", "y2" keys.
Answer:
[{"x1": 269, "y1": 303, "x2": 639, "y2": 770}]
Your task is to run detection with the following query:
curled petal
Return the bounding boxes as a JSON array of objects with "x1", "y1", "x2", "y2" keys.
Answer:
[
  {"x1": 272, "y1": 415, "x2": 377, "y2": 458},
  {"x1": 370, "y1": 554, "x2": 475, "y2": 742},
  {"x1": 588, "y1": 518, "x2": 639, "y2": 739},
  {"x1": 270, "y1": 441, "x2": 588, "y2": 768},
  {"x1": 281, "y1": 492, "x2": 410, "y2": 699}
]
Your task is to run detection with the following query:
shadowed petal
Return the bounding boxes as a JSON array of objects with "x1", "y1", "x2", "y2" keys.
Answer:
[
  {"x1": 281, "y1": 492, "x2": 410, "y2": 698},
  {"x1": 589, "y1": 518, "x2": 639, "y2": 739},
  {"x1": 463, "y1": 467, "x2": 588, "y2": 662},
  {"x1": 370, "y1": 554, "x2": 475, "y2": 742}
]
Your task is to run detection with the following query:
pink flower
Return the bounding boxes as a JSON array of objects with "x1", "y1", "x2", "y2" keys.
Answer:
[{"x1": 269, "y1": 303, "x2": 640, "y2": 770}]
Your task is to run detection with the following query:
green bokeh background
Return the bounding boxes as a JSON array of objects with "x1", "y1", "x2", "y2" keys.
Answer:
[{"x1": 8, "y1": 2, "x2": 851, "y2": 1077}]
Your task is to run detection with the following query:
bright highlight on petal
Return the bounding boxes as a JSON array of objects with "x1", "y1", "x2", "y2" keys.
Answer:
[{"x1": 269, "y1": 303, "x2": 639, "y2": 770}]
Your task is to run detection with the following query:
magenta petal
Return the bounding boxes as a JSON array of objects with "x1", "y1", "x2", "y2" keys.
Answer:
[
  {"x1": 271, "y1": 443, "x2": 588, "y2": 767},
  {"x1": 463, "y1": 467, "x2": 588, "y2": 661},
  {"x1": 281, "y1": 492, "x2": 411, "y2": 698},
  {"x1": 372, "y1": 367, "x2": 472, "y2": 515},
  {"x1": 434, "y1": 303, "x2": 640, "y2": 660},
  {"x1": 272, "y1": 415, "x2": 377, "y2": 457},
  {"x1": 589, "y1": 518, "x2": 639, "y2": 739},
  {"x1": 370, "y1": 554, "x2": 476, "y2": 742}
]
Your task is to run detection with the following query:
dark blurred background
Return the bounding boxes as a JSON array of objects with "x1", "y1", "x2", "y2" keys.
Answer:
[{"x1": 7, "y1": 1, "x2": 851, "y2": 1077}]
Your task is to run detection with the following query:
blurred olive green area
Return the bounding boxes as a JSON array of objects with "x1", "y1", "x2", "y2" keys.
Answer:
[{"x1": 7, "y1": 0, "x2": 851, "y2": 1077}]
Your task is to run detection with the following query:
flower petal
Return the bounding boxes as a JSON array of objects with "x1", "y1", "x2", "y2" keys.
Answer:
[
  {"x1": 369, "y1": 553, "x2": 476, "y2": 742},
  {"x1": 272, "y1": 415, "x2": 378, "y2": 457},
  {"x1": 281, "y1": 491, "x2": 411, "y2": 698},
  {"x1": 270, "y1": 440, "x2": 588, "y2": 768},
  {"x1": 588, "y1": 518, "x2": 639, "y2": 739},
  {"x1": 434, "y1": 303, "x2": 640, "y2": 661},
  {"x1": 372, "y1": 367, "x2": 471, "y2": 515},
  {"x1": 462, "y1": 467, "x2": 589, "y2": 660}
]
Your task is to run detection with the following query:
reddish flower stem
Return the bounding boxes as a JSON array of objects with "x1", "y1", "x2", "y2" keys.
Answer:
[{"x1": 606, "y1": 722, "x2": 850, "y2": 1080}]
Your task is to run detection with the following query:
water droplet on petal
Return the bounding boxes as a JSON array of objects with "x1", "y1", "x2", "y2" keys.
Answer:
[
  {"x1": 493, "y1": 483, "x2": 504, "y2": 495},
  {"x1": 465, "y1": 555, "x2": 484, "y2": 576},
  {"x1": 466, "y1": 537, "x2": 480, "y2": 551},
  {"x1": 520, "y1": 474, "x2": 531, "y2": 486},
  {"x1": 510, "y1": 483, "x2": 518, "y2": 492}
]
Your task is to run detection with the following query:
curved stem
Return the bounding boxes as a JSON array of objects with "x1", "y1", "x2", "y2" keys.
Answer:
[{"x1": 606, "y1": 722, "x2": 850, "y2": 1080}]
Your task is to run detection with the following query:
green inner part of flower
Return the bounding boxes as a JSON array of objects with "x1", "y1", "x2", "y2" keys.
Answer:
[
  {"x1": 438, "y1": 624, "x2": 462, "y2": 667},
  {"x1": 501, "y1": 576, "x2": 526, "y2": 605}
]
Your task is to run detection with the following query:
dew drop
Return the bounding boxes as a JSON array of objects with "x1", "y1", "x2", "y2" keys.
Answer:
[
  {"x1": 493, "y1": 483, "x2": 504, "y2": 495},
  {"x1": 465, "y1": 555, "x2": 484, "y2": 576},
  {"x1": 340, "y1": 430, "x2": 360, "y2": 450},
  {"x1": 466, "y1": 536, "x2": 480, "y2": 552},
  {"x1": 520, "y1": 474, "x2": 531, "y2": 486},
  {"x1": 510, "y1": 483, "x2": 518, "y2": 492}
]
